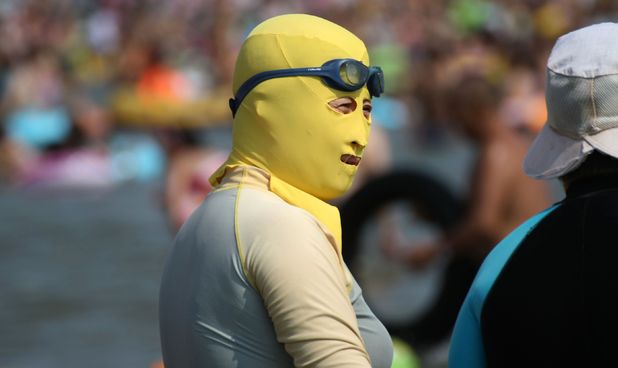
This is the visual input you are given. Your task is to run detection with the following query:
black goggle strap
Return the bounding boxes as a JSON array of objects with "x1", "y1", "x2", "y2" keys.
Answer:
[
  {"x1": 229, "y1": 62, "x2": 383, "y2": 117},
  {"x1": 229, "y1": 67, "x2": 328, "y2": 116}
]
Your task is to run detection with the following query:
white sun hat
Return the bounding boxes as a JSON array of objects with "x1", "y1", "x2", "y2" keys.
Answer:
[{"x1": 524, "y1": 22, "x2": 618, "y2": 179}]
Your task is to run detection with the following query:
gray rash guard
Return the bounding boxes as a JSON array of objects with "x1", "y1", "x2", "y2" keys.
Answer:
[{"x1": 159, "y1": 166, "x2": 393, "y2": 367}]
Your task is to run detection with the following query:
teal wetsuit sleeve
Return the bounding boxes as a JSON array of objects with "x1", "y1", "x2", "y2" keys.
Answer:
[{"x1": 448, "y1": 205, "x2": 559, "y2": 368}]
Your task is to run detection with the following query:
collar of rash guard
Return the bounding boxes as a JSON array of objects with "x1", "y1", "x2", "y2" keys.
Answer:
[
  {"x1": 211, "y1": 164, "x2": 343, "y2": 252},
  {"x1": 209, "y1": 14, "x2": 372, "y2": 253}
]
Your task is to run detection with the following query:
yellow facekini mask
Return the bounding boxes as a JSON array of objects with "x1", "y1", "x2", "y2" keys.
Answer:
[{"x1": 210, "y1": 14, "x2": 377, "y2": 251}]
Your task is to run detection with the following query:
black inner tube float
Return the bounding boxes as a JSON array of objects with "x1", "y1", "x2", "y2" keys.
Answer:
[{"x1": 340, "y1": 169, "x2": 479, "y2": 349}]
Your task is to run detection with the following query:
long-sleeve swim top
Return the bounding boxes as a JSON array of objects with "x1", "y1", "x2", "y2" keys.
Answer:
[
  {"x1": 159, "y1": 165, "x2": 393, "y2": 368},
  {"x1": 449, "y1": 175, "x2": 618, "y2": 367}
]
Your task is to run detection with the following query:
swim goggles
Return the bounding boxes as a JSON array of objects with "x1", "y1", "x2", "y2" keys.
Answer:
[{"x1": 229, "y1": 58, "x2": 384, "y2": 116}]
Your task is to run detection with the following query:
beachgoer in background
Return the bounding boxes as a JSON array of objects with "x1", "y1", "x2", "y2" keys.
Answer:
[
  {"x1": 383, "y1": 49, "x2": 552, "y2": 265},
  {"x1": 157, "y1": 128, "x2": 227, "y2": 231}
]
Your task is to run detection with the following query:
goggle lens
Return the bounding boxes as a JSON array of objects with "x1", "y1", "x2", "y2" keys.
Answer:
[{"x1": 340, "y1": 61, "x2": 365, "y2": 86}]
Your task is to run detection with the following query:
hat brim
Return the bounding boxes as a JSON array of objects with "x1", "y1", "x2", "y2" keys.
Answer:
[
  {"x1": 584, "y1": 127, "x2": 618, "y2": 159},
  {"x1": 523, "y1": 123, "x2": 593, "y2": 179}
]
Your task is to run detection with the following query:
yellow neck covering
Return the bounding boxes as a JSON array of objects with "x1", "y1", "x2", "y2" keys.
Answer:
[{"x1": 210, "y1": 14, "x2": 372, "y2": 252}]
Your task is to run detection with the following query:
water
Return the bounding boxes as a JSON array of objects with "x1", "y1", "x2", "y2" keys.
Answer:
[
  {"x1": 0, "y1": 134, "x2": 469, "y2": 367},
  {"x1": 0, "y1": 132, "x2": 473, "y2": 368},
  {"x1": 0, "y1": 183, "x2": 172, "y2": 368},
  {"x1": 0, "y1": 129, "x2": 556, "y2": 368}
]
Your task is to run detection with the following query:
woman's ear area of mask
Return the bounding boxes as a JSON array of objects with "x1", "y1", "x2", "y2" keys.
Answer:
[{"x1": 328, "y1": 97, "x2": 372, "y2": 120}]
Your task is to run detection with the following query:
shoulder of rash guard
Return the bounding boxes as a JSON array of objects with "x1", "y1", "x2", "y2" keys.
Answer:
[
  {"x1": 235, "y1": 187, "x2": 345, "y2": 286},
  {"x1": 234, "y1": 189, "x2": 370, "y2": 367},
  {"x1": 236, "y1": 187, "x2": 330, "y2": 245}
]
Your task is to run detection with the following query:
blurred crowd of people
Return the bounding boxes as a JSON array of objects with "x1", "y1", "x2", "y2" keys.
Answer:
[{"x1": 1, "y1": 0, "x2": 618, "y2": 229}]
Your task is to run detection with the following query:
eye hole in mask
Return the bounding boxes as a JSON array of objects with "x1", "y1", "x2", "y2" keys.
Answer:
[{"x1": 328, "y1": 97, "x2": 372, "y2": 120}]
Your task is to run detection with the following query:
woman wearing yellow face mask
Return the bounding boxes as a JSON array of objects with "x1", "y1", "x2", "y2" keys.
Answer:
[{"x1": 159, "y1": 14, "x2": 392, "y2": 368}]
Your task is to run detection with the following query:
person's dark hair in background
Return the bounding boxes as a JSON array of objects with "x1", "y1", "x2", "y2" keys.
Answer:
[
  {"x1": 449, "y1": 22, "x2": 618, "y2": 368},
  {"x1": 445, "y1": 74, "x2": 503, "y2": 140}
]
